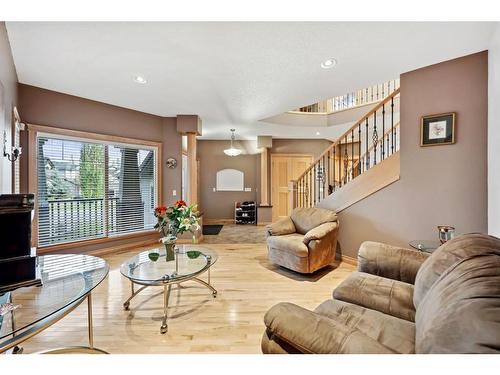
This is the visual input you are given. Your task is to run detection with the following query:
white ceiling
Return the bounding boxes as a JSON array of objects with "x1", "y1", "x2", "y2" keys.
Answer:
[{"x1": 6, "y1": 22, "x2": 496, "y2": 140}]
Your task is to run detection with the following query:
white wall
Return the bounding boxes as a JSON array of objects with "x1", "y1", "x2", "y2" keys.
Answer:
[{"x1": 489, "y1": 24, "x2": 500, "y2": 237}]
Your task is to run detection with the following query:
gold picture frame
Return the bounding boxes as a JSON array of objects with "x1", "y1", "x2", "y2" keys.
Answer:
[{"x1": 420, "y1": 112, "x2": 456, "y2": 147}]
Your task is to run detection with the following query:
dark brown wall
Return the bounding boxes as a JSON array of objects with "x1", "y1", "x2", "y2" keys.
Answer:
[
  {"x1": 332, "y1": 51, "x2": 488, "y2": 257},
  {"x1": 17, "y1": 84, "x2": 183, "y2": 251},
  {"x1": 0, "y1": 22, "x2": 18, "y2": 194}
]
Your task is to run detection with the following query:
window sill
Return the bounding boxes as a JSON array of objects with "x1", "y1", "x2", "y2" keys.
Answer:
[{"x1": 36, "y1": 230, "x2": 160, "y2": 254}]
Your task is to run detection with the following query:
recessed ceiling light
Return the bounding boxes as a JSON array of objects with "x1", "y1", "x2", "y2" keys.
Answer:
[
  {"x1": 316, "y1": 131, "x2": 321, "y2": 136},
  {"x1": 134, "y1": 75, "x2": 147, "y2": 84},
  {"x1": 320, "y1": 58, "x2": 337, "y2": 69}
]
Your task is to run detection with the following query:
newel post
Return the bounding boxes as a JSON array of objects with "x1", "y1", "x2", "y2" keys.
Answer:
[{"x1": 289, "y1": 180, "x2": 298, "y2": 211}]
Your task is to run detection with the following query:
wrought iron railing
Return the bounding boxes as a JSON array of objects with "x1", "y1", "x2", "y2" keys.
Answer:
[
  {"x1": 290, "y1": 79, "x2": 400, "y2": 114},
  {"x1": 291, "y1": 88, "x2": 401, "y2": 208}
]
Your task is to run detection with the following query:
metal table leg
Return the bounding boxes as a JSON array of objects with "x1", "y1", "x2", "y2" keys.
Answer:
[
  {"x1": 34, "y1": 292, "x2": 109, "y2": 354},
  {"x1": 87, "y1": 293, "x2": 94, "y2": 349},
  {"x1": 191, "y1": 277, "x2": 218, "y2": 298},
  {"x1": 8, "y1": 293, "x2": 23, "y2": 354},
  {"x1": 160, "y1": 284, "x2": 172, "y2": 334},
  {"x1": 123, "y1": 282, "x2": 149, "y2": 310}
]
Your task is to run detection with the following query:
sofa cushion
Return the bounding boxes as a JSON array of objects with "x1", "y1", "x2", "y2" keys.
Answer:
[
  {"x1": 333, "y1": 271, "x2": 415, "y2": 322},
  {"x1": 414, "y1": 233, "x2": 500, "y2": 308},
  {"x1": 267, "y1": 233, "x2": 308, "y2": 257},
  {"x1": 290, "y1": 207, "x2": 337, "y2": 235},
  {"x1": 315, "y1": 299, "x2": 415, "y2": 354},
  {"x1": 263, "y1": 302, "x2": 395, "y2": 353},
  {"x1": 415, "y1": 253, "x2": 500, "y2": 353}
]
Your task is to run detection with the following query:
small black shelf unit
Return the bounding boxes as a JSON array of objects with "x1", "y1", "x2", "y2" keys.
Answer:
[{"x1": 234, "y1": 201, "x2": 257, "y2": 225}]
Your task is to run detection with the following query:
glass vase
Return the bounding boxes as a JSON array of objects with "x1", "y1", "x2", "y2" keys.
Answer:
[{"x1": 164, "y1": 238, "x2": 176, "y2": 261}]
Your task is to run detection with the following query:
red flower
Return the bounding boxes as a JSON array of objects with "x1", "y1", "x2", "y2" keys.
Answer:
[
  {"x1": 154, "y1": 206, "x2": 167, "y2": 216},
  {"x1": 174, "y1": 200, "x2": 187, "y2": 208}
]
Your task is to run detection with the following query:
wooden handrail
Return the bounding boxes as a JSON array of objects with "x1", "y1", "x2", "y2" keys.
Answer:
[
  {"x1": 347, "y1": 122, "x2": 400, "y2": 176},
  {"x1": 293, "y1": 87, "x2": 400, "y2": 183}
]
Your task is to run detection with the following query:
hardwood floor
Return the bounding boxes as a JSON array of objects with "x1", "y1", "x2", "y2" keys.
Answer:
[{"x1": 19, "y1": 243, "x2": 355, "y2": 354}]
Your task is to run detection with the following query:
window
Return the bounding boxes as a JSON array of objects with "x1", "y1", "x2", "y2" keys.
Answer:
[{"x1": 36, "y1": 133, "x2": 158, "y2": 247}]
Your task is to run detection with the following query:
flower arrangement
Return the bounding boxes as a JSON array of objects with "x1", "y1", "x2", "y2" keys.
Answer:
[{"x1": 154, "y1": 200, "x2": 200, "y2": 244}]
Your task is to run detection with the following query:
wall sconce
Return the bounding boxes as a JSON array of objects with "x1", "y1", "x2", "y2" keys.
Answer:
[{"x1": 3, "y1": 130, "x2": 22, "y2": 162}]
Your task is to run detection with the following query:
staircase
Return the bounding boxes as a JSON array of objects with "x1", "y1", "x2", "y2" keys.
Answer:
[{"x1": 291, "y1": 87, "x2": 401, "y2": 210}]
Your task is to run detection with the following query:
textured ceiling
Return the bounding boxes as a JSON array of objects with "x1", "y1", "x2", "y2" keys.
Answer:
[{"x1": 6, "y1": 22, "x2": 495, "y2": 139}]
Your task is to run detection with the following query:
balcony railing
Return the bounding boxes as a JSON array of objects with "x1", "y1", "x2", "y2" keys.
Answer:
[
  {"x1": 289, "y1": 79, "x2": 400, "y2": 114},
  {"x1": 38, "y1": 197, "x2": 124, "y2": 246}
]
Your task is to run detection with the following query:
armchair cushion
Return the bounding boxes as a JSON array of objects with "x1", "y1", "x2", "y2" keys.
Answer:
[
  {"x1": 333, "y1": 271, "x2": 415, "y2": 322},
  {"x1": 265, "y1": 217, "x2": 296, "y2": 237},
  {"x1": 358, "y1": 241, "x2": 430, "y2": 284},
  {"x1": 290, "y1": 207, "x2": 337, "y2": 235},
  {"x1": 263, "y1": 302, "x2": 395, "y2": 354},
  {"x1": 303, "y1": 222, "x2": 338, "y2": 245},
  {"x1": 267, "y1": 233, "x2": 309, "y2": 257}
]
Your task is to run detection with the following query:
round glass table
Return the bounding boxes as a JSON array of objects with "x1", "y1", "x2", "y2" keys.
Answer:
[
  {"x1": 0, "y1": 254, "x2": 108, "y2": 354},
  {"x1": 408, "y1": 240, "x2": 442, "y2": 253},
  {"x1": 120, "y1": 245, "x2": 218, "y2": 334}
]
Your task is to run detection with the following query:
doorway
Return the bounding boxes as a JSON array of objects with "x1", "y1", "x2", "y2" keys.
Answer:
[{"x1": 271, "y1": 154, "x2": 313, "y2": 221}]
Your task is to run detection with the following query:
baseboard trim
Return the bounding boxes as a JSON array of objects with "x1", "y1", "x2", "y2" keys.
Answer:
[
  {"x1": 204, "y1": 218, "x2": 235, "y2": 225},
  {"x1": 340, "y1": 254, "x2": 358, "y2": 266}
]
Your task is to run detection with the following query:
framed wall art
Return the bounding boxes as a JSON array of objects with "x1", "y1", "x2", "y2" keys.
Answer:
[{"x1": 421, "y1": 112, "x2": 456, "y2": 146}]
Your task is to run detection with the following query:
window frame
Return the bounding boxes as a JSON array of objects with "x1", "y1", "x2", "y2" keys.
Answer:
[{"x1": 27, "y1": 123, "x2": 162, "y2": 252}]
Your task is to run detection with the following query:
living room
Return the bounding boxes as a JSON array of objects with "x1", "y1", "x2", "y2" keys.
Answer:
[{"x1": 1, "y1": 1, "x2": 500, "y2": 374}]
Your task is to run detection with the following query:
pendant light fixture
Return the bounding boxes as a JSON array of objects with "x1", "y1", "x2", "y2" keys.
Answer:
[{"x1": 223, "y1": 129, "x2": 242, "y2": 156}]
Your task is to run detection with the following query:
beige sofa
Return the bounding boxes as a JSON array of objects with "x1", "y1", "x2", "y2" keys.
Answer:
[
  {"x1": 262, "y1": 233, "x2": 500, "y2": 353},
  {"x1": 266, "y1": 207, "x2": 339, "y2": 274}
]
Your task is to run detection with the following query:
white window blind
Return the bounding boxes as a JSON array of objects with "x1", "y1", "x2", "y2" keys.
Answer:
[{"x1": 37, "y1": 134, "x2": 157, "y2": 247}]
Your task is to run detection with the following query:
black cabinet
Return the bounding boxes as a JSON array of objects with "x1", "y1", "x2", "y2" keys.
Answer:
[
  {"x1": 0, "y1": 194, "x2": 41, "y2": 293},
  {"x1": 234, "y1": 201, "x2": 257, "y2": 225}
]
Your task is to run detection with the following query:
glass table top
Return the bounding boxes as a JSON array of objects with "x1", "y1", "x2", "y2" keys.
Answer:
[
  {"x1": 408, "y1": 240, "x2": 442, "y2": 253},
  {"x1": 120, "y1": 245, "x2": 218, "y2": 284},
  {"x1": 0, "y1": 254, "x2": 108, "y2": 342}
]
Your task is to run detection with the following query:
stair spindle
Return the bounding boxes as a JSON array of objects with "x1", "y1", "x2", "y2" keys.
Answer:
[
  {"x1": 365, "y1": 117, "x2": 369, "y2": 170},
  {"x1": 373, "y1": 110, "x2": 378, "y2": 166},
  {"x1": 351, "y1": 129, "x2": 354, "y2": 181},
  {"x1": 382, "y1": 103, "x2": 386, "y2": 161},
  {"x1": 391, "y1": 96, "x2": 395, "y2": 154}
]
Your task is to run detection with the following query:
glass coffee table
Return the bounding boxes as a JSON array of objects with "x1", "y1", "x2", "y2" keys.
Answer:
[
  {"x1": 120, "y1": 245, "x2": 218, "y2": 334},
  {"x1": 0, "y1": 254, "x2": 109, "y2": 354}
]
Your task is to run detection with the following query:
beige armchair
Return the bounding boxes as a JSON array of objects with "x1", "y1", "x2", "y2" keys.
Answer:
[
  {"x1": 262, "y1": 233, "x2": 500, "y2": 354},
  {"x1": 265, "y1": 207, "x2": 339, "y2": 273}
]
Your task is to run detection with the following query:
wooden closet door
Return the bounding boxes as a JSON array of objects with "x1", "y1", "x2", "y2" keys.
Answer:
[
  {"x1": 271, "y1": 155, "x2": 313, "y2": 221},
  {"x1": 271, "y1": 156, "x2": 290, "y2": 221}
]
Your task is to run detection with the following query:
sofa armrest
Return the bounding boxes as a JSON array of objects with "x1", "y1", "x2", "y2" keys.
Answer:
[
  {"x1": 333, "y1": 271, "x2": 415, "y2": 322},
  {"x1": 303, "y1": 222, "x2": 338, "y2": 245},
  {"x1": 358, "y1": 241, "x2": 430, "y2": 284},
  {"x1": 265, "y1": 217, "x2": 296, "y2": 237},
  {"x1": 262, "y1": 302, "x2": 395, "y2": 354}
]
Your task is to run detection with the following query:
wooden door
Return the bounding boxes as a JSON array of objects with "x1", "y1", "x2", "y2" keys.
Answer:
[{"x1": 271, "y1": 154, "x2": 312, "y2": 221}]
